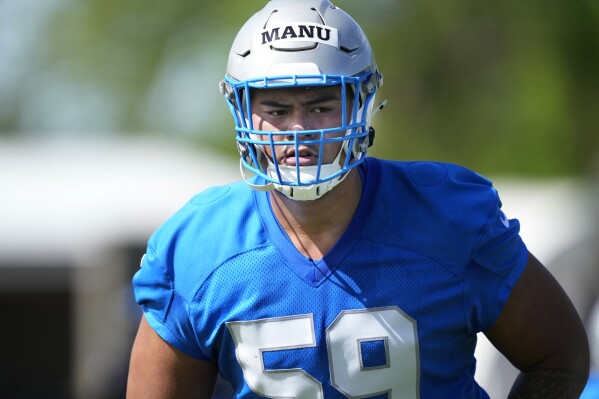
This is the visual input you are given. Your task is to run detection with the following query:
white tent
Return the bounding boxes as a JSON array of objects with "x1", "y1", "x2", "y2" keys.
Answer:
[{"x1": 0, "y1": 137, "x2": 239, "y2": 264}]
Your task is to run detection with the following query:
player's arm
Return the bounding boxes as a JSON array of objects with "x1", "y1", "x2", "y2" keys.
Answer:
[
  {"x1": 127, "y1": 316, "x2": 218, "y2": 399},
  {"x1": 484, "y1": 252, "x2": 590, "y2": 398}
]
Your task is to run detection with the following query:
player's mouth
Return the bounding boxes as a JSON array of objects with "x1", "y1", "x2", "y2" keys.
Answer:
[{"x1": 281, "y1": 147, "x2": 317, "y2": 166}]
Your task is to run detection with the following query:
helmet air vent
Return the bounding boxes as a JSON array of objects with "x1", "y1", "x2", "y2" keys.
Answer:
[{"x1": 340, "y1": 46, "x2": 358, "y2": 54}]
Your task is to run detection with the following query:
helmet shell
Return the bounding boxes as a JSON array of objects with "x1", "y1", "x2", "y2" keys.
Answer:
[{"x1": 226, "y1": 0, "x2": 378, "y2": 83}]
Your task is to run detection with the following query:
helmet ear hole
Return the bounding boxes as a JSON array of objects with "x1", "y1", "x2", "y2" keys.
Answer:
[{"x1": 368, "y1": 126, "x2": 376, "y2": 148}]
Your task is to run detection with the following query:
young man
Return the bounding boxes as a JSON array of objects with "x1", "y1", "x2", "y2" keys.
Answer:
[{"x1": 127, "y1": 1, "x2": 590, "y2": 397}]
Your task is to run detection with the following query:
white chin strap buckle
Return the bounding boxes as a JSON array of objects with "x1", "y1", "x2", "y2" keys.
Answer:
[
  {"x1": 267, "y1": 150, "x2": 345, "y2": 201},
  {"x1": 276, "y1": 179, "x2": 336, "y2": 201}
]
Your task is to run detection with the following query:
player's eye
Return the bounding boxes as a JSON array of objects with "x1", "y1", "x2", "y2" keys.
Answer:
[{"x1": 267, "y1": 109, "x2": 288, "y2": 116}]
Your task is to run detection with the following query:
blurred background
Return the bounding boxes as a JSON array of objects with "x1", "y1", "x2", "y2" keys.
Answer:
[{"x1": 0, "y1": 0, "x2": 597, "y2": 398}]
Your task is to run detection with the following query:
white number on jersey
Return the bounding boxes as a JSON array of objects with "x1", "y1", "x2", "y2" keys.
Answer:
[{"x1": 226, "y1": 306, "x2": 419, "y2": 398}]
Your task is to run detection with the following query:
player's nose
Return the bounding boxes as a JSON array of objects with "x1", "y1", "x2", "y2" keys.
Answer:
[{"x1": 287, "y1": 111, "x2": 316, "y2": 136}]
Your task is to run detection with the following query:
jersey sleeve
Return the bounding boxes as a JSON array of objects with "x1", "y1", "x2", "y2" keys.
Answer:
[
  {"x1": 463, "y1": 191, "x2": 529, "y2": 333},
  {"x1": 373, "y1": 160, "x2": 530, "y2": 334},
  {"x1": 132, "y1": 238, "x2": 209, "y2": 361}
]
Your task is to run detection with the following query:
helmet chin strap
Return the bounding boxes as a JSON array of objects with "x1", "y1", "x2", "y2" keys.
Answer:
[
  {"x1": 239, "y1": 158, "x2": 275, "y2": 192},
  {"x1": 239, "y1": 146, "x2": 348, "y2": 201},
  {"x1": 266, "y1": 145, "x2": 347, "y2": 201}
]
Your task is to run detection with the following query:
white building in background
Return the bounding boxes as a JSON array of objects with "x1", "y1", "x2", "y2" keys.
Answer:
[
  {"x1": 0, "y1": 137, "x2": 239, "y2": 398},
  {"x1": 0, "y1": 137, "x2": 597, "y2": 398}
]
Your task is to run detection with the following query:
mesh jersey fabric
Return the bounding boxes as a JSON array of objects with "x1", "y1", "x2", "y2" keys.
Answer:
[{"x1": 132, "y1": 157, "x2": 528, "y2": 398}]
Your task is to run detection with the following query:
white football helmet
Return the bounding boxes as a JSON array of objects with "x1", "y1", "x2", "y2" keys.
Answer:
[{"x1": 220, "y1": 0, "x2": 384, "y2": 201}]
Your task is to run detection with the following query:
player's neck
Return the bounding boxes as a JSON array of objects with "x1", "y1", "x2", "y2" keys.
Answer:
[{"x1": 269, "y1": 169, "x2": 362, "y2": 260}]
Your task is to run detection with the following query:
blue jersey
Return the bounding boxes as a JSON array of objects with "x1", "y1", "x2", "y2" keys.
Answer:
[{"x1": 133, "y1": 158, "x2": 528, "y2": 398}]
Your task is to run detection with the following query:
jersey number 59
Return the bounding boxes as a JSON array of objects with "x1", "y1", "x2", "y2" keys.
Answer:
[{"x1": 226, "y1": 306, "x2": 419, "y2": 398}]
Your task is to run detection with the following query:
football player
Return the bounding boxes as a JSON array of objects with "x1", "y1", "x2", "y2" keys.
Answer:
[{"x1": 127, "y1": 0, "x2": 589, "y2": 397}]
